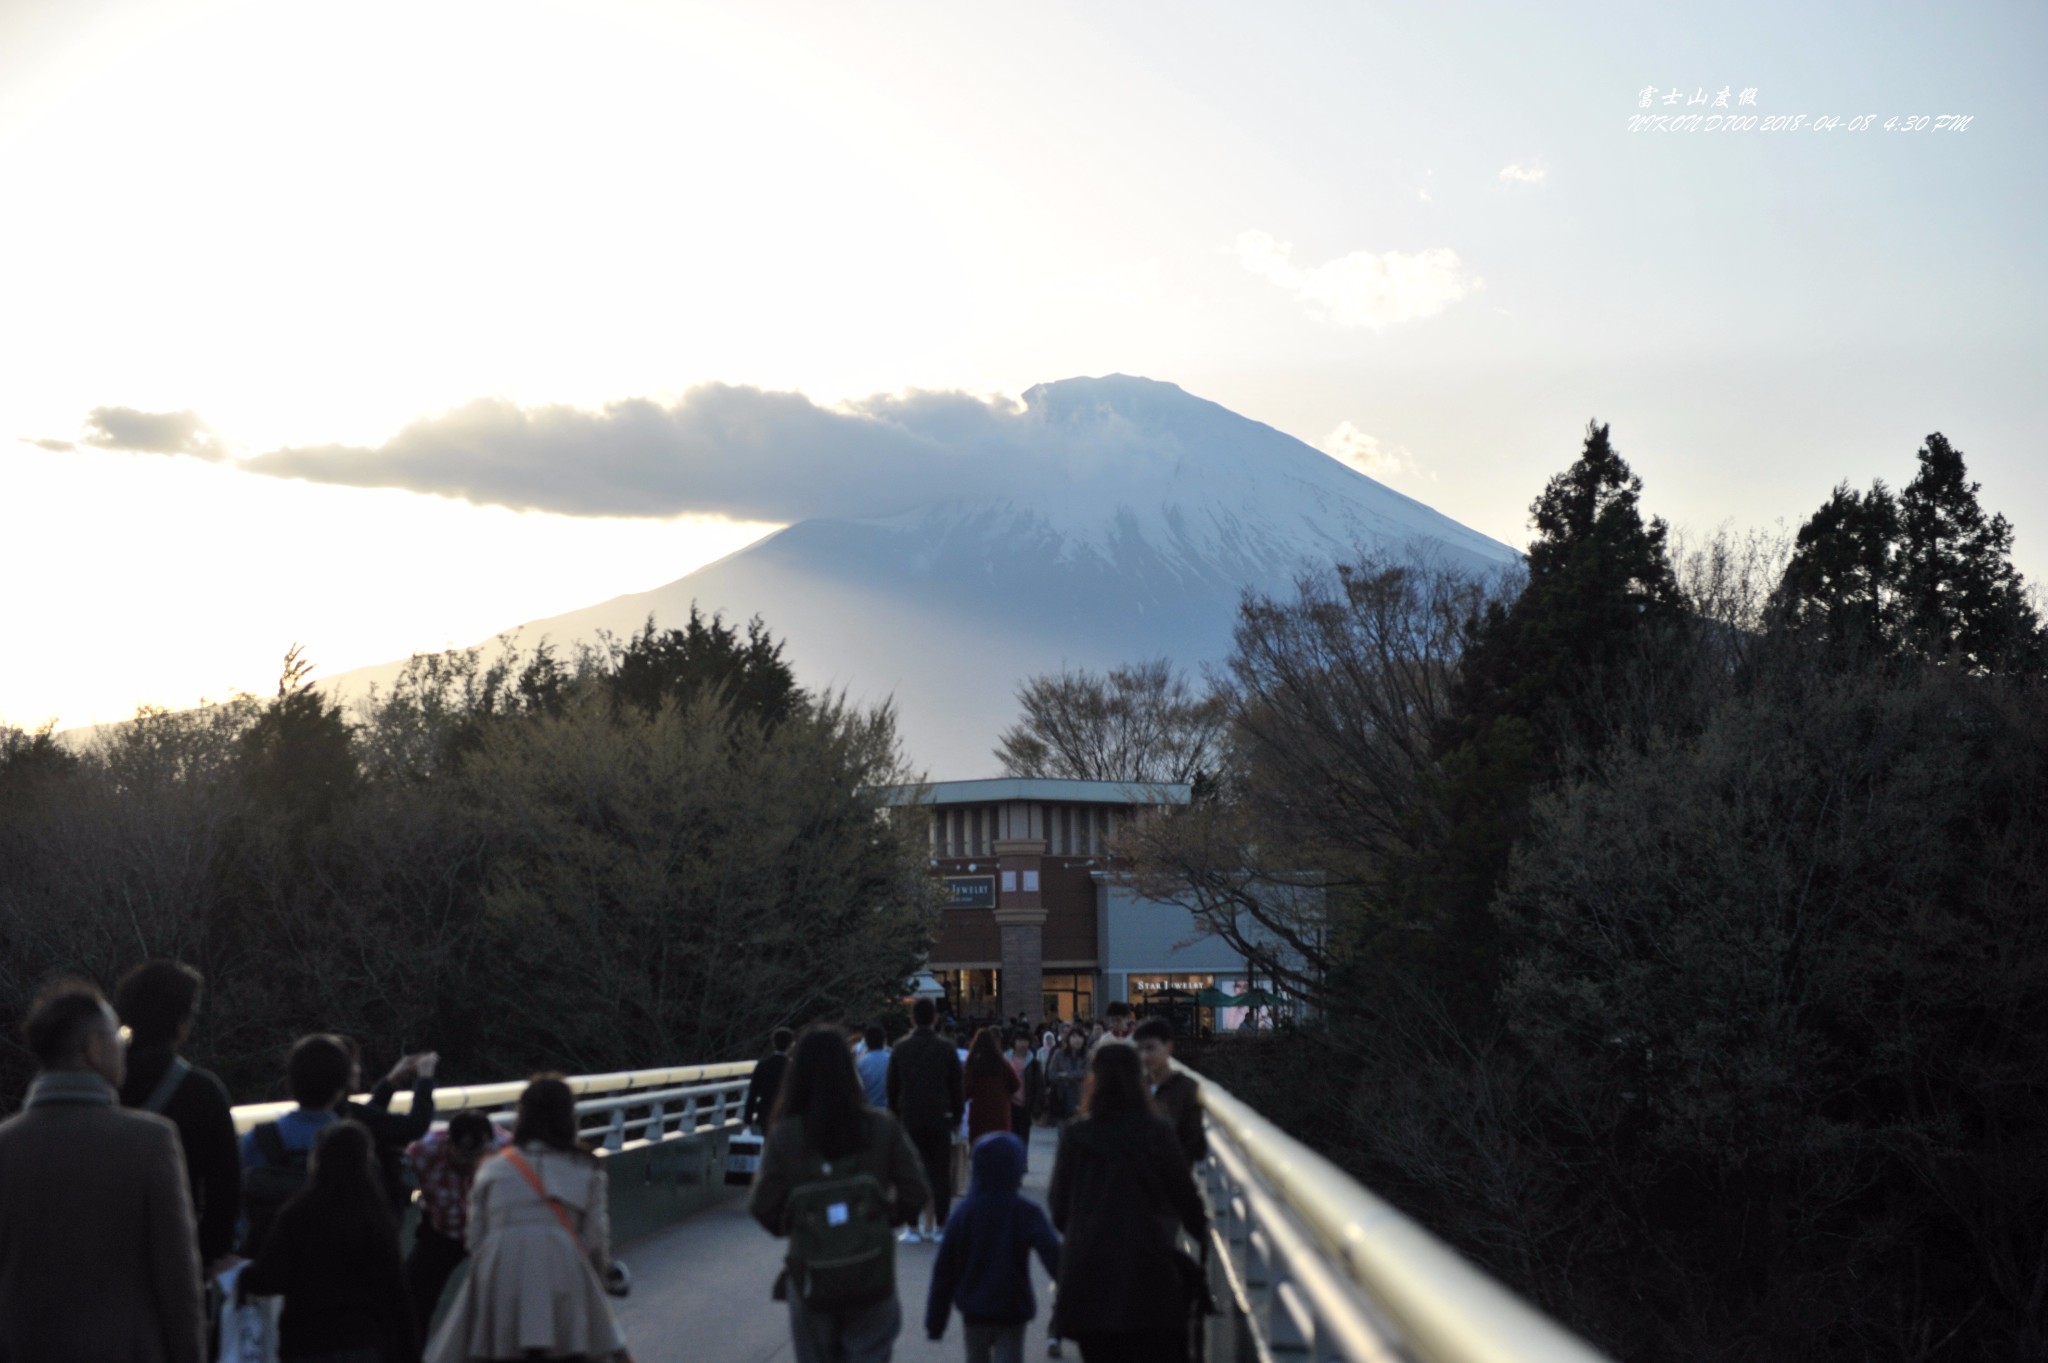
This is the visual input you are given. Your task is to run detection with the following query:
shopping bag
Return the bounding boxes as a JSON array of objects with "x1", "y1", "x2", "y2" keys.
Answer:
[
  {"x1": 216, "y1": 1263, "x2": 281, "y2": 1363},
  {"x1": 726, "y1": 1126, "x2": 766, "y2": 1186}
]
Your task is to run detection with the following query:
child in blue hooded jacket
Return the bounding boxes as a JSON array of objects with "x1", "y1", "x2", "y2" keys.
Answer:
[{"x1": 926, "y1": 1132, "x2": 1062, "y2": 1362}]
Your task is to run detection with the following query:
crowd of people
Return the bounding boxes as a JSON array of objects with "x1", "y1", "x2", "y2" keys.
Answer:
[
  {"x1": 749, "y1": 997, "x2": 1211, "y2": 1363},
  {"x1": 0, "y1": 967, "x2": 1214, "y2": 1363}
]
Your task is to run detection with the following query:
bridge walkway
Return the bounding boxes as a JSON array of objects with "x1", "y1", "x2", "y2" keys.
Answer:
[{"x1": 612, "y1": 1123, "x2": 1062, "y2": 1363}]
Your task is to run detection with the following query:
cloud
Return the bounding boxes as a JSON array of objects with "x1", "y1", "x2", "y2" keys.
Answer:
[
  {"x1": 1234, "y1": 230, "x2": 1482, "y2": 329},
  {"x1": 1321, "y1": 421, "x2": 1430, "y2": 482},
  {"x1": 1498, "y1": 158, "x2": 1548, "y2": 186},
  {"x1": 80, "y1": 407, "x2": 225, "y2": 459},
  {"x1": 238, "y1": 378, "x2": 1218, "y2": 522},
  {"x1": 22, "y1": 438, "x2": 77, "y2": 452}
]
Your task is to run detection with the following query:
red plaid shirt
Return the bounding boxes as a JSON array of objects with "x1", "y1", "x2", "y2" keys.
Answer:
[{"x1": 406, "y1": 1125, "x2": 511, "y2": 1238}]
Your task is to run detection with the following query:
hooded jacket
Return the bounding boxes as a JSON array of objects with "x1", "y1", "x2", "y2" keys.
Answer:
[{"x1": 925, "y1": 1135, "x2": 1061, "y2": 1337}]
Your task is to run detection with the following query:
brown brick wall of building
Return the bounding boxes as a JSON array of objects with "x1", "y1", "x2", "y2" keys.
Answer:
[{"x1": 928, "y1": 854, "x2": 1099, "y2": 968}]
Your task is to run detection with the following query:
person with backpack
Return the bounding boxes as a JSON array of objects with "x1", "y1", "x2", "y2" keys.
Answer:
[
  {"x1": 240, "y1": 1118, "x2": 422, "y2": 1363},
  {"x1": 426, "y1": 1075, "x2": 627, "y2": 1363},
  {"x1": 242, "y1": 1034, "x2": 355, "y2": 1257},
  {"x1": 751, "y1": 1025, "x2": 932, "y2": 1363},
  {"x1": 115, "y1": 958, "x2": 243, "y2": 1276},
  {"x1": 1046, "y1": 1044, "x2": 1208, "y2": 1363},
  {"x1": 924, "y1": 1132, "x2": 1061, "y2": 1363}
]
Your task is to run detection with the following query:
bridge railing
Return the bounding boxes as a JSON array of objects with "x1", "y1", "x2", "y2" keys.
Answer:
[
  {"x1": 1194, "y1": 1065, "x2": 1612, "y2": 1363},
  {"x1": 230, "y1": 1061, "x2": 758, "y2": 1151}
]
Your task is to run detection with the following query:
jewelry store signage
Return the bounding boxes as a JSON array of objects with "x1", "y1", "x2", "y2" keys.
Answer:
[{"x1": 942, "y1": 875, "x2": 996, "y2": 909}]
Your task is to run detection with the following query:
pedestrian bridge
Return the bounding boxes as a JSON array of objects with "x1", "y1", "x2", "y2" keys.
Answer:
[{"x1": 232, "y1": 1060, "x2": 1610, "y2": 1363}]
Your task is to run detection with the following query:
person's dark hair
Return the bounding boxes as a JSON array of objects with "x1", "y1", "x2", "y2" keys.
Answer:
[
  {"x1": 912, "y1": 997, "x2": 936, "y2": 1028},
  {"x1": 864, "y1": 1023, "x2": 887, "y2": 1051},
  {"x1": 294, "y1": 1119, "x2": 395, "y2": 1241},
  {"x1": 966, "y1": 1027, "x2": 1007, "y2": 1079},
  {"x1": 770, "y1": 1025, "x2": 868, "y2": 1160},
  {"x1": 1080, "y1": 1039, "x2": 1151, "y2": 1123},
  {"x1": 23, "y1": 980, "x2": 110, "y2": 1069},
  {"x1": 447, "y1": 1111, "x2": 494, "y2": 1147},
  {"x1": 1063, "y1": 1028, "x2": 1086, "y2": 1051},
  {"x1": 1133, "y1": 1017, "x2": 1174, "y2": 1045},
  {"x1": 513, "y1": 1074, "x2": 588, "y2": 1156},
  {"x1": 772, "y1": 1027, "x2": 795, "y2": 1053},
  {"x1": 113, "y1": 960, "x2": 203, "y2": 1048},
  {"x1": 1105, "y1": 1000, "x2": 1133, "y2": 1021},
  {"x1": 286, "y1": 1034, "x2": 353, "y2": 1109}
]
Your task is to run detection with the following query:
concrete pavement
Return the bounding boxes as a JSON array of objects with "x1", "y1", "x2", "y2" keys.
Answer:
[{"x1": 612, "y1": 1123, "x2": 1064, "y2": 1363}]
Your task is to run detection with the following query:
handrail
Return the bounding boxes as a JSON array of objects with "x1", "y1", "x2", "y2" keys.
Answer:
[
  {"x1": 229, "y1": 1060, "x2": 758, "y2": 1136},
  {"x1": 1192, "y1": 1064, "x2": 1612, "y2": 1363}
]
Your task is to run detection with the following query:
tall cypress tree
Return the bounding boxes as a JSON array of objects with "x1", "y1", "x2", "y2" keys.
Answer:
[
  {"x1": 1774, "y1": 433, "x2": 2041, "y2": 674},
  {"x1": 1897, "y1": 433, "x2": 2041, "y2": 671},
  {"x1": 1401, "y1": 422, "x2": 1683, "y2": 1004},
  {"x1": 1448, "y1": 420, "x2": 1685, "y2": 760}
]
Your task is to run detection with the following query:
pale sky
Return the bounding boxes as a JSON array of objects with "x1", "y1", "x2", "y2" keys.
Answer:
[{"x1": 3, "y1": 0, "x2": 2043, "y2": 731}]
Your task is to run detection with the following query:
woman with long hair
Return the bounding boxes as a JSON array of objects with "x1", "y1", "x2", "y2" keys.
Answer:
[
  {"x1": 425, "y1": 1076, "x2": 627, "y2": 1363},
  {"x1": 242, "y1": 1118, "x2": 421, "y2": 1362},
  {"x1": 750, "y1": 1025, "x2": 933, "y2": 1363},
  {"x1": 1046, "y1": 1044, "x2": 1208, "y2": 1363},
  {"x1": 1043, "y1": 1027, "x2": 1089, "y2": 1124},
  {"x1": 962, "y1": 1027, "x2": 1020, "y2": 1149}
]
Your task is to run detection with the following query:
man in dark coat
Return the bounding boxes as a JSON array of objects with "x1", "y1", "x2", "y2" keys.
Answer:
[
  {"x1": 887, "y1": 996, "x2": 965, "y2": 1240},
  {"x1": 745, "y1": 1027, "x2": 795, "y2": 1129},
  {"x1": 1134, "y1": 1018, "x2": 1207, "y2": 1168},
  {"x1": 115, "y1": 959, "x2": 243, "y2": 1274},
  {"x1": 0, "y1": 980, "x2": 207, "y2": 1363}
]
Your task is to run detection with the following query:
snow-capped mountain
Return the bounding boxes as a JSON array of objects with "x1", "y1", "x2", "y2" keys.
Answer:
[{"x1": 325, "y1": 376, "x2": 1521, "y2": 775}]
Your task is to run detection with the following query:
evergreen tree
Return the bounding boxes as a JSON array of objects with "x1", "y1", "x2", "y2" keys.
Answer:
[
  {"x1": 1448, "y1": 421, "x2": 1685, "y2": 758},
  {"x1": 606, "y1": 609, "x2": 802, "y2": 729},
  {"x1": 1897, "y1": 433, "x2": 2042, "y2": 671},
  {"x1": 1770, "y1": 480, "x2": 1901, "y2": 656},
  {"x1": 237, "y1": 645, "x2": 360, "y2": 830},
  {"x1": 1773, "y1": 433, "x2": 2041, "y2": 674},
  {"x1": 1407, "y1": 422, "x2": 1684, "y2": 997}
]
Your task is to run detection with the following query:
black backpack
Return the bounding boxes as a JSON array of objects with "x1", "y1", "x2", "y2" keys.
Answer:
[
  {"x1": 240, "y1": 1121, "x2": 309, "y2": 1255},
  {"x1": 782, "y1": 1120, "x2": 897, "y2": 1310}
]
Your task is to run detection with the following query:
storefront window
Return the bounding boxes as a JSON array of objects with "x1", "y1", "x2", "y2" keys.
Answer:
[
  {"x1": 1040, "y1": 972, "x2": 1095, "y2": 1024},
  {"x1": 932, "y1": 968, "x2": 1000, "y2": 1020}
]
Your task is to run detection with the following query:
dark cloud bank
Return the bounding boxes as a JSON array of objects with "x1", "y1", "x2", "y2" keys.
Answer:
[
  {"x1": 32, "y1": 377, "x2": 1275, "y2": 523},
  {"x1": 240, "y1": 377, "x2": 1234, "y2": 521}
]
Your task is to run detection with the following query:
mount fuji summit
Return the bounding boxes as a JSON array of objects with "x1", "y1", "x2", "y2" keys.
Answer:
[{"x1": 331, "y1": 376, "x2": 1522, "y2": 775}]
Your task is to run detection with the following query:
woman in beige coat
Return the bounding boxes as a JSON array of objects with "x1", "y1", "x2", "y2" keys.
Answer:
[{"x1": 426, "y1": 1076, "x2": 627, "y2": 1363}]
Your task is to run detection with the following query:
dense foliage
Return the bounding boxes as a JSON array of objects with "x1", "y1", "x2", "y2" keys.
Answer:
[
  {"x1": 1112, "y1": 429, "x2": 2048, "y2": 1361},
  {"x1": 0, "y1": 614, "x2": 937, "y2": 1106}
]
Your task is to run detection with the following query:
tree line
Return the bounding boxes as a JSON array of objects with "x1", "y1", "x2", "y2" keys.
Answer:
[
  {"x1": 0, "y1": 611, "x2": 938, "y2": 1107},
  {"x1": 1004, "y1": 428, "x2": 2048, "y2": 1362}
]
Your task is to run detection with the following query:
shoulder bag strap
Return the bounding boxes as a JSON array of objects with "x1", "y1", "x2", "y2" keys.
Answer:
[
  {"x1": 142, "y1": 1056, "x2": 191, "y2": 1114},
  {"x1": 501, "y1": 1149, "x2": 590, "y2": 1259}
]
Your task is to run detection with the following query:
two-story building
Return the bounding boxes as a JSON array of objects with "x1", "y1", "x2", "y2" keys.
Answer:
[{"x1": 878, "y1": 777, "x2": 1294, "y2": 1029}]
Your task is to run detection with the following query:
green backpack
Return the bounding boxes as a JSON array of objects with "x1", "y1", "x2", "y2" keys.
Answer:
[{"x1": 783, "y1": 1120, "x2": 897, "y2": 1310}]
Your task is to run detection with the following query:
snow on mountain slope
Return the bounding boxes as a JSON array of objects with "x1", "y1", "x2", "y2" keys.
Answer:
[{"x1": 321, "y1": 376, "x2": 1521, "y2": 775}]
